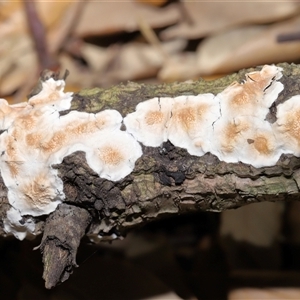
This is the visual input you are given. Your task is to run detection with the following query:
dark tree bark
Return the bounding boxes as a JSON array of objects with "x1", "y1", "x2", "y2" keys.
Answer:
[
  {"x1": 1, "y1": 62, "x2": 300, "y2": 288},
  {"x1": 40, "y1": 204, "x2": 91, "y2": 289}
]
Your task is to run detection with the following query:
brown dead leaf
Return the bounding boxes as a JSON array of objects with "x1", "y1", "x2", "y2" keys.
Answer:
[
  {"x1": 62, "y1": 38, "x2": 186, "y2": 88},
  {"x1": 97, "y1": 42, "x2": 165, "y2": 85},
  {"x1": 0, "y1": 1, "x2": 74, "y2": 37},
  {"x1": 229, "y1": 288, "x2": 300, "y2": 300},
  {"x1": 196, "y1": 15, "x2": 300, "y2": 75},
  {"x1": 80, "y1": 43, "x2": 113, "y2": 73},
  {"x1": 161, "y1": 1, "x2": 300, "y2": 40},
  {"x1": 35, "y1": 1, "x2": 74, "y2": 30},
  {"x1": 0, "y1": 35, "x2": 36, "y2": 96},
  {"x1": 74, "y1": 1, "x2": 179, "y2": 37},
  {"x1": 100, "y1": 39, "x2": 187, "y2": 85},
  {"x1": 58, "y1": 53, "x2": 94, "y2": 89},
  {"x1": 0, "y1": 1, "x2": 25, "y2": 36},
  {"x1": 158, "y1": 52, "x2": 198, "y2": 82},
  {"x1": 196, "y1": 25, "x2": 266, "y2": 75},
  {"x1": 0, "y1": 1, "x2": 79, "y2": 100},
  {"x1": 47, "y1": 1, "x2": 84, "y2": 54},
  {"x1": 135, "y1": 0, "x2": 168, "y2": 7}
]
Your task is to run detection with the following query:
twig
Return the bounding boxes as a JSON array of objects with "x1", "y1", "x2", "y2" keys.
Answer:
[
  {"x1": 277, "y1": 32, "x2": 300, "y2": 43},
  {"x1": 23, "y1": 0, "x2": 59, "y2": 71}
]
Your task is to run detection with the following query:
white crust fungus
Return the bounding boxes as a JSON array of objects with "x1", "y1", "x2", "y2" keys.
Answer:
[
  {"x1": 125, "y1": 65, "x2": 286, "y2": 167},
  {"x1": 210, "y1": 65, "x2": 284, "y2": 167},
  {"x1": 4, "y1": 207, "x2": 37, "y2": 240},
  {"x1": 124, "y1": 97, "x2": 173, "y2": 147},
  {"x1": 28, "y1": 78, "x2": 73, "y2": 110},
  {"x1": 167, "y1": 94, "x2": 220, "y2": 156},
  {"x1": 1, "y1": 78, "x2": 142, "y2": 239},
  {"x1": 211, "y1": 116, "x2": 283, "y2": 167},
  {"x1": 3, "y1": 64, "x2": 300, "y2": 240},
  {"x1": 276, "y1": 95, "x2": 300, "y2": 156},
  {"x1": 85, "y1": 130, "x2": 142, "y2": 181},
  {"x1": 218, "y1": 65, "x2": 283, "y2": 119},
  {"x1": 0, "y1": 78, "x2": 74, "y2": 222}
]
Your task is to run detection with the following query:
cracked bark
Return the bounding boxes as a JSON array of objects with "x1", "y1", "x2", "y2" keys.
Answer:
[
  {"x1": 40, "y1": 204, "x2": 91, "y2": 289},
  {"x1": 1, "y1": 62, "x2": 300, "y2": 288}
]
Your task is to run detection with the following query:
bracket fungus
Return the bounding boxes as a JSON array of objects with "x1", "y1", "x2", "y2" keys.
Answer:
[{"x1": 1, "y1": 64, "x2": 300, "y2": 240}]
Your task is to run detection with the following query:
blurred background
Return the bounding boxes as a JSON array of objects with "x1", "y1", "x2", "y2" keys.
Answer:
[{"x1": 1, "y1": 0, "x2": 300, "y2": 299}]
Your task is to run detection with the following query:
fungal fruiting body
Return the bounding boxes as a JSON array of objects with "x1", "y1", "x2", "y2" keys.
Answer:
[
  {"x1": 211, "y1": 65, "x2": 284, "y2": 167},
  {"x1": 124, "y1": 97, "x2": 173, "y2": 147},
  {"x1": 125, "y1": 65, "x2": 286, "y2": 168},
  {"x1": 1, "y1": 78, "x2": 142, "y2": 239},
  {"x1": 167, "y1": 94, "x2": 220, "y2": 156},
  {"x1": 276, "y1": 95, "x2": 300, "y2": 156},
  {"x1": 1, "y1": 64, "x2": 300, "y2": 239}
]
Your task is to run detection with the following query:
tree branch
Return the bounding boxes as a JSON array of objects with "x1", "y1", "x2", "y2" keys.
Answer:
[{"x1": 1, "y1": 62, "x2": 300, "y2": 287}]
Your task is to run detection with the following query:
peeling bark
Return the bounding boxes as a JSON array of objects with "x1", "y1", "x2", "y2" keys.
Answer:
[{"x1": 1, "y1": 62, "x2": 300, "y2": 287}]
